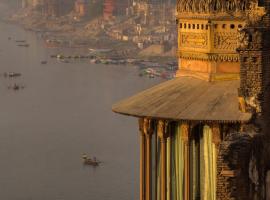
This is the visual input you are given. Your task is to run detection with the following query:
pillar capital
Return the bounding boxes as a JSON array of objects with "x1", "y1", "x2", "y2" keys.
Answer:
[
  {"x1": 139, "y1": 118, "x2": 153, "y2": 137},
  {"x1": 181, "y1": 122, "x2": 190, "y2": 142},
  {"x1": 157, "y1": 120, "x2": 170, "y2": 140}
]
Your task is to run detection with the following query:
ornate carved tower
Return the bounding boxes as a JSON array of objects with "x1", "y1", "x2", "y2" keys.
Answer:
[{"x1": 176, "y1": 0, "x2": 251, "y2": 81}]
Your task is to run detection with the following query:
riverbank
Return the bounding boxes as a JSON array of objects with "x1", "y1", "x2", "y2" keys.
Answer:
[
  {"x1": 3, "y1": 8, "x2": 178, "y2": 80},
  {"x1": 5, "y1": 5, "x2": 177, "y2": 62}
]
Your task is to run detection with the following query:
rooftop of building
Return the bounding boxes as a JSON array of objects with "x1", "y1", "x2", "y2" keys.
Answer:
[{"x1": 112, "y1": 76, "x2": 252, "y2": 123}]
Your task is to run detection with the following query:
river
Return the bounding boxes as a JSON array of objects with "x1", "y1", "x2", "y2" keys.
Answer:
[{"x1": 0, "y1": 20, "x2": 162, "y2": 200}]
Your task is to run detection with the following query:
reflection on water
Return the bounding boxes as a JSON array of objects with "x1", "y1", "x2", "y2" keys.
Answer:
[{"x1": 0, "y1": 21, "x2": 162, "y2": 200}]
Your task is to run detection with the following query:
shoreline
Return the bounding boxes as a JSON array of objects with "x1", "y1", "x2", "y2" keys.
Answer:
[{"x1": 2, "y1": 8, "x2": 178, "y2": 80}]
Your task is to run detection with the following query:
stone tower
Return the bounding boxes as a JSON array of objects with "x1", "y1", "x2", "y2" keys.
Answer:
[{"x1": 176, "y1": 0, "x2": 252, "y2": 81}]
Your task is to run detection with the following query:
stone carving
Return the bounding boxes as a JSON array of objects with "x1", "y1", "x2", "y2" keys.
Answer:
[
  {"x1": 237, "y1": 27, "x2": 263, "y2": 50},
  {"x1": 246, "y1": 2, "x2": 266, "y2": 26},
  {"x1": 237, "y1": 28, "x2": 250, "y2": 49},
  {"x1": 178, "y1": 51, "x2": 239, "y2": 62},
  {"x1": 177, "y1": 0, "x2": 250, "y2": 14},
  {"x1": 214, "y1": 32, "x2": 238, "y2": 50},
  {"x1": 180, "y1": 32, "x2": 208, "y2": 48},
  {"x1": 139, "y1": 118, "x2": 153, "y2": 136},
  {"x1": 157, "y1": 120, "x2": 169, "y2": 139}
]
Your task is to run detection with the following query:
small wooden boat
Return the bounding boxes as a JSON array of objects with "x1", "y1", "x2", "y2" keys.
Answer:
[
  {"x1": 82, "y1": 154, "x2": 100, "y2": 166},
  {"x1": 17, "y1": 44, "x2": 29, "y2": 47},
  {"x1": 61, "y1": 59, "x2": 69, "y2": 63},
  {"x1": 4, "y1": 72, "x2": 22, "y2": 78},
  {"x1": 15, "y1": 40, "x2": 26, "y2": 43},
  {"x1": 8, "y1": 84, "x2": 24, "y2": 91}
]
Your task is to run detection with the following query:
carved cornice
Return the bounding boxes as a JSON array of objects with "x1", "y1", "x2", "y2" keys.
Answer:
[
  {"x1": 177, "y1": 0, "x2": 253, "y2": 16},
  {"x1": 177, "y1": 13, "x2": 247, "y2": 20},
  {"x1": 178, "y1": 51, "x2": 240, "y2": 62}
]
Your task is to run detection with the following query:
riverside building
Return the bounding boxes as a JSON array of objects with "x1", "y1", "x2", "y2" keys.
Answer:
[{"x1": 112, "y1": 0, "x2": 270, "y2": 199}]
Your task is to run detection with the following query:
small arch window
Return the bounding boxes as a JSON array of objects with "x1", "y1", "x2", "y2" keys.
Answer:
[
  {"x1": 188, "y1": 24, "x2": 191, "y2": 29},
  {"x1": 197, "y1": 24, "x2": 200, "y2": 29},
  {"x1": 230, "y1": 24, "x2": 235, "y2": 29},
  {"x1": 222, "y1": 24, "x2": 226, "y2": 29},
  {"x1": 180, "y1": 23, "x2": 182, "y2": 28},
  {"x1": 184, "y1": 23, "x2": 186, "y2": 29},
  {"x1": 201, "y1": 24, "x2": 204, "y2": 29}
]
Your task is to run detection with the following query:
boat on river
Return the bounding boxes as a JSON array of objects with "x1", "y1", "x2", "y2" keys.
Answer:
[
  {"x1": 88, "y1": 48, "x2": 112, "y2": 53},
  {"x1": 82, "y1": 154, "x2": 100, "y2": 166},
  {"x1": 7, "y1": 83, "x2": 25, "y2": 91},
  {"x1": 15, "y1": 40, "x2": 26, "y2": 43},
  {"x1": 17, "y1": 44, "x2": 29, "y2": 47},
  {"x1": 4, "y1": 72, "x2": 22, "y2": 78}
]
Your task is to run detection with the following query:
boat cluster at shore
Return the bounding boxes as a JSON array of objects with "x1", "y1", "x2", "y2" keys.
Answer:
[
  {"x1": 1, "y1": 72, "x2": 25, "y2": 91},
  {"x1": 49, "y1": 52, "x2": 178, "y2": 80}
]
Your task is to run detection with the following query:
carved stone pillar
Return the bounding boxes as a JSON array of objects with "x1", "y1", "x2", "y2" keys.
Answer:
[
  {"x1": 144, "y1": 118, "x2": 153, "y2": 200},
  {"x1": 212, "y1": 123, "x2": 221, "y2": 150},
  {"x1": 139, "y1": 118, "x2": 146, "y2": 200},
  {"x1": 182, "y1": 122, "x2": 190, "y2": 200},
  {"x1": 167, "y1": 132, "x2": 171, "y2": 200},
  {"x1": 158, "y1": 120, "x2": 170, "y2": 200}
]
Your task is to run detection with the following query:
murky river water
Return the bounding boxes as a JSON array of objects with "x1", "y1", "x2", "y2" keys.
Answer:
[{"x1": 0, "y1": 20, "x2": 162, "y2": 200}]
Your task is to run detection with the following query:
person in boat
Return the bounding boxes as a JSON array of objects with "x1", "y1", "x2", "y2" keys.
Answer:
[{"x1": 82, "y1": 153, "x2": 88, "y2": 160}]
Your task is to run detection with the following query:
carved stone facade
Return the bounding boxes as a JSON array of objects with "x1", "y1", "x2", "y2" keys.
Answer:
[
  {"x1": 176, "y1": 0, "x2": 251, "y2": 81},
  {"x1": 214, "y1": 32, "x2": 238, "y2": 50},
  {"x1": 216, "y1": 5, "x2": 270, "y2": 200},
  {"x1": 180, "y1": 32, "x2": 208, "y2": 48},
  {"x1": 177, "y1": 0, "x2": 251, "y2": 14}
]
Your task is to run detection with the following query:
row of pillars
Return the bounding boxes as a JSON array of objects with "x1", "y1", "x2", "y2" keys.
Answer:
[
  {"x1": 139, "y1": 118, "x2": 170, "y2": 200},
  {"x1": 138, "y1": 118, "x2": 222, "y2": 200}
]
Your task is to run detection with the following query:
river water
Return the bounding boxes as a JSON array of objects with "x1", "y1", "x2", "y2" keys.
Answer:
[{"x1": 0, "y1": 20, "x2": 162, "y2": 200}]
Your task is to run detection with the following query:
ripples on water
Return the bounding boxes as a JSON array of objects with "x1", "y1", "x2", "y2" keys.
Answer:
[{"x1": 0, "y1": 21, "x2": 162, "y2": 200}]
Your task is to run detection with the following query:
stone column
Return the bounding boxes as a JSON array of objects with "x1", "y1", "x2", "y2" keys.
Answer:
[
  {"x1": 139, "y1": 118, "x2": 146, "y2": 200},
  {"x1": 211, "y1": 123, "x2": 221, "y2": 200},
  {"x1": 167, "y1": 135, "x2": 171, "y2": 200},
  {"x1": 182, "y1": 123, "x2": 190, "y2": 200},
  {"x1": 158, "y1": 120, "x2": 170, "y2": 200},
  {"x1": 143, "y1": 118, "x2": 153, "y2": 200}
]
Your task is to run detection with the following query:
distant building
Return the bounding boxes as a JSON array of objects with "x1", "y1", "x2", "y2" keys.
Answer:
[
  {"x1": 74, "y1": 0, "x2": 88, "y2": 18},
  {"x1": 103, "y1": 0, "x2": 114, "y2": 19},
  {"x1": 103, "y1": 0, "x2": 129, "y2": 19},
  {"x1": 43, "y1": 0, "x2": 74, "y2": 17}
]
